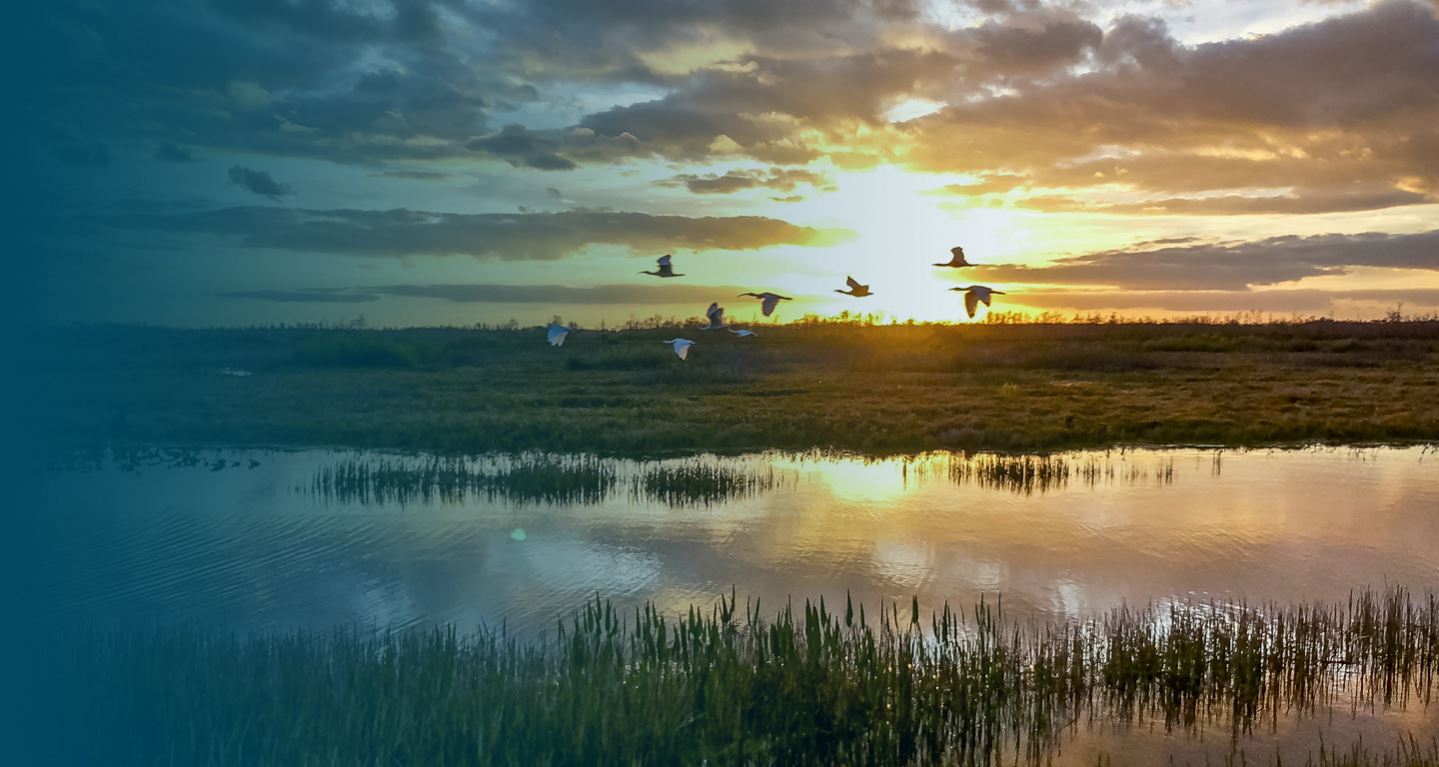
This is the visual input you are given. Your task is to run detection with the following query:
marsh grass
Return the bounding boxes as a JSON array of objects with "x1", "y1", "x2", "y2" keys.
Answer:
[
  {"x1": 31, "y1": 321, "x2": 1439, "y2": 456},
  {"x1": 630, "y1": 460, "x2": 791, "y2": 506},
  {"x1": 299, "y1": 451, "x2": 1185, "y2": 507},
  {"x1": 903, "y1": 452, "x2": 1178, "y2": 494},
  {"x1": 308, "y1": 454, "x2": 617, "y2": 506},
  {"x1": 42, "y1": 588, "x2": 1438, "y2": 766}
]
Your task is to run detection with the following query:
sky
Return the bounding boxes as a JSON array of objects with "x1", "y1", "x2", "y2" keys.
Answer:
[{"x1": 12, "y1": 0, "x2": 1439, "y2": 327}]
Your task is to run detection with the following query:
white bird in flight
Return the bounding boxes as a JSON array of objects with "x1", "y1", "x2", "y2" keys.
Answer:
[
  {"x1": 738, "y1": 291, "x2": 792, "y2": 317},
  {"x1": 641, "y1": 254, "x2": 683, "y2": 278},
  {"x1": 663, "y1": 338, "x2": 696, "y2": 360},
  {"x1": 728, "y1": 328, "x2": 757, "y2": 338},
  {"x1": 701, "y1": 302, "x2": 728, "y2": 330},
  {"x1": 835, "y1": 276, "x2": 872, "y2": 297},
  {"x1": 546, "y1": 322, "x2": 571, "y2": 347},
  {"x1": 950, "y1": 285, "x2": 1006, "y2": 318},
  {"x1": 933, "y1": 246, "x2": 974, "y2": 268}
]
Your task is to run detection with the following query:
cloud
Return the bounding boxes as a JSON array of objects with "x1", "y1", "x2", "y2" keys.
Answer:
[
  {"x1": 227, "y1": 166, "x2": 294, "y2": 201},
  {"x1": 973, "y1": 229, "x2": 1439, "y2": 290},
  {"x1": 467, "y1": 125, "x2": 577, "y2": 170},
  {"x1": 1015, "y1": 189, "x2": 1434, "y2": 215},
  {"x1": 101, "y1": 206, "x2": 845, "y2": 260},
  {"x1": 155, "y1": 143, "x2": 198, "y2": 163},
  {"x1": 1012, "y1": 288, "x2": 1439, "y2": 314},
  {"x1": 219, "y1": 288, "x2": 379, "y2": 304},
  {"x1": 370, "y1": 283, "x2": 751, "y2": 304},
  {"x1": 377, "y1": 170, "x2": 452, "y2": 181},
  {"x1": 658, "y1": 168, "x2": 832, "y2": 194},
  {"x1": 41, "y1": 0, "x2": 1433, "y2": 221},
  {"x1": 219, "y1": 282, "x2": 751, "y2": 306},
  {"x1": 903, "y1": 1, "x2": 1439, "y2": 209}
]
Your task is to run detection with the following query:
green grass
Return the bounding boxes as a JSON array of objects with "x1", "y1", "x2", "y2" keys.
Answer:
[
  {"x1": 31, "y1": 587, "x2": 1438, "y2": 766},
  {"x1": 23, "y1": 321, "x2": 1439, "y2": 456}
]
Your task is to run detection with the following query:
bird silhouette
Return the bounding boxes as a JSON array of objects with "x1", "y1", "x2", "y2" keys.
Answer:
[
  {"x1": 949, "y1": 285, "x2": 1006, "y2": 318},
  {"x1": 933, "y1": 246, "x2": 973, "y2": 268},
  {"x1": 835, "y1": 276, "x2": 872, "y2": 297},
  {"x1": 663, "y1": 338, "x2": 696, "y2": 360},
  {"x1": 701, "y1": 302, "x2": 728, "y2": 330},
  {"x1": 641, "y1": 254, "x2": 683, "y2": 278},
  {"x1": 738, "y1": 291, "x2": 792, "y2": 317},
  {"x1": 545, "y1": 322, "x2": 571, "y2": 347}
]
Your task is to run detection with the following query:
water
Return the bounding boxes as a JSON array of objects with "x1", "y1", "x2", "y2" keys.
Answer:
[
  {"x1": 16, "y1": 445, "x2": 1439, "y2": 763},
  {"x1": 22, "y1": 446, "x2": 1439, "y2": 633}
]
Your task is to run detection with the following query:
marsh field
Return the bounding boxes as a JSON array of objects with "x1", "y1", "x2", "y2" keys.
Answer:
[
  {"x1": 14, "y1": 321, "x2": 1439, "y2": 766},
  {"x1": 26, "y1": 319, "x2": 1439, "y2": 455}
]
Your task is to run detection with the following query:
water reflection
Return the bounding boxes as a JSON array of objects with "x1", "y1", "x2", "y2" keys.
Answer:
[
  {"x1": 23, "y1": 445, "x2": 1439, "y2": 635},
  {"x1": 298, "y1": 449, "x2": 1182, "y2": 507}
]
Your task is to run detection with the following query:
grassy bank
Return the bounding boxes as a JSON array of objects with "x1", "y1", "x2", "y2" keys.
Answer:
[
  {"x1": 32, "y1": 588, "x2": 1439, "y2": 766},
  {"x1": 26, "y1": 321, "x2": 1439, "y2": 455}
]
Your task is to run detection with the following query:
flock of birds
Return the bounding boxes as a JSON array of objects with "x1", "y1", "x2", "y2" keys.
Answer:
[{"x1": 547, "y1": 247, "x2": 1006, "y2": 360}]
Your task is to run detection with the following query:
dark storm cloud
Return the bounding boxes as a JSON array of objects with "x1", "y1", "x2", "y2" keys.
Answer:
[
  {"x1": 101, "y1": 206, "x2": 842, "y2": 260},
  {"x1": 227, "y1": 166, "x2": 294, "y2": 201},
  {"x1": 973, "y1": 230, "x2": 1439, "y2": 290}
]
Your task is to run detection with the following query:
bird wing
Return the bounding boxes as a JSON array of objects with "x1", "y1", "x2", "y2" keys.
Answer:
[
  {"x1": 546, "y1": 324, "x2": 568, "y2": 346},
  {"x1": 674, "y1": 340, "x2": 691, "y2": 360},
  {"x1": 657, "y1": 255, "x2": 671, "y2": 267},
  {"x1": 761, "y1": 295, "x2": 778, "y2": 316},
  {"x1": 978, "y1": 289, "x2": 993, "y2": 307},
  {"x1": 707, "y1": 302, "x2": 723, "y2": 323},
  {"x1": 964, "y1": 290, "x2": 978, "y2": 318},
  {"x1": 846, "y1": 276, "x2": 861, "y2": 289}
]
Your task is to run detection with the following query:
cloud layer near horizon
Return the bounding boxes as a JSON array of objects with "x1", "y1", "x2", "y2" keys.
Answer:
[{"x1": 103, "y1": 207, "x2": 841, "y2": 260}]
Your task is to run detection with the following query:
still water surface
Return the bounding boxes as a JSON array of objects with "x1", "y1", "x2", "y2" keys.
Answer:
[{"x1": 26, "y1": 446, "x2": 1439, "y2": 633}]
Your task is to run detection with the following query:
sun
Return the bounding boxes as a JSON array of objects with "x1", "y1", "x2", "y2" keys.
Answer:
[{"x1": 776, "y1": 165, "x2": 1050, "y2": 322}]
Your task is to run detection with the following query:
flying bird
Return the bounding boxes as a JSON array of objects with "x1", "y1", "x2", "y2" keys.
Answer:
[
  {"x1": 949, "y1": 285, "x2": 1006, "y2": 318},
  {"x1": 546, "y1": 322, "x2": 571, "y2": 347},
  {"x1": 701, "y1": 302, "x2": 728, "y2": 330},
  {"x1": 641, "y1": 254, "x2": 683, "y2": 278},
  {"x1": 934, "y1": 246, "x2": 974, "y2": 268},
  {"x1": 738, "y1": 291, "x2": 792, "y2": 317},
  {"x1": 663, "y1": 338, "x2": 696, "y2": 360},
  {"x1": 835, "y1": 276, "x2": 872, "y2": 297},
  {"x1": 728, "y1": 328, "x2": 757, "y2": 338}
]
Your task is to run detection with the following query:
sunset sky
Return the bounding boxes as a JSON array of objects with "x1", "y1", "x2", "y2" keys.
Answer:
[{"x1": 17, "y1": 0, "x2": 1439, "y2": 327}]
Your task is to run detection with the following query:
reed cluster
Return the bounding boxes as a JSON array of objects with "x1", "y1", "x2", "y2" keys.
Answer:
[
  {"x1": 308, "y1": 454, "x2": 617, "y2": 506},
  {"x1": 38, "y1": 588, "x2": 1438, "y2": 766}
]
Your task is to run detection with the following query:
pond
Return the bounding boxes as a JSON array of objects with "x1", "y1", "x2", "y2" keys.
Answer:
[
  {"x1": 23, "y1": 446, "x2": 1438, "y2": 632},
  {"x1": 17, "y1": 444, "x2": 1439, "y2": 764}
]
